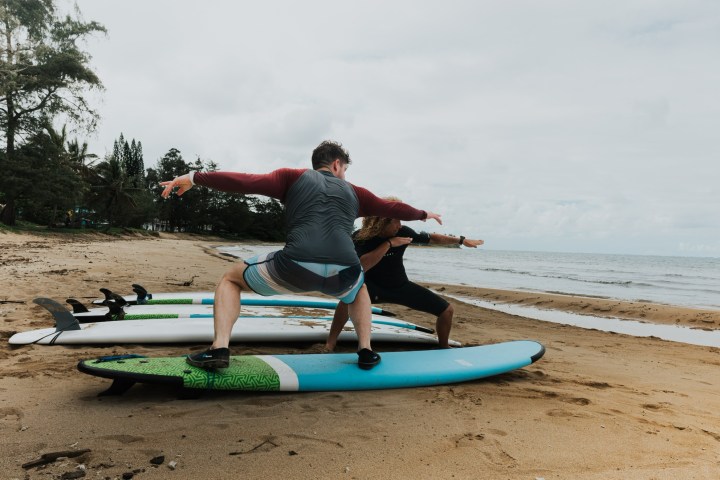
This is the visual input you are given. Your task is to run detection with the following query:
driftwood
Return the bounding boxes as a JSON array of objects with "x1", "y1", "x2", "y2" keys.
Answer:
[
  {"x1": 166, "y1": 275, "x2": 198, "y2": 287},
  {"x1": 22, "y1": 449, "x2": 91, "y2": 469}
]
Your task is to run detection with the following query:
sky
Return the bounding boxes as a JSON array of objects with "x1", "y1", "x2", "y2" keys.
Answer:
[{"x1": 66, "y1": 0, "x2": 720, "y2": 257}]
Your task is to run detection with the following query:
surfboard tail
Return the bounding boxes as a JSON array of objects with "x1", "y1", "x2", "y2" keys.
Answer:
[{"x1": 78, "y1": 354, "x2": 183, "y2": 396}]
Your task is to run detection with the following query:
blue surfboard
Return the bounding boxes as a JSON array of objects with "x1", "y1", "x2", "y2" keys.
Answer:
[{"x1": 77, "y1": 341, "x2": 545, "y2": 394}]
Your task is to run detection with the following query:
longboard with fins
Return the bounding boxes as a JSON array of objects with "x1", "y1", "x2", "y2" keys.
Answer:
[
  {"x1": 11, "y1": 298, "x2": 453, "y2": 346},
  {"x1": 92, "y1": 284, "x2": 398, "y2": 317},
  {"x1": 61, "y1": 296, "x2": 434, "y2": 333}
]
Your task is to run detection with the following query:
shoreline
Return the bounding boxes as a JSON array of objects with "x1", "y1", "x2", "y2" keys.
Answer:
[
  {"x1": 425, "y1": 283, "x2": 720, "y2": 331},
  {"x1": 2, "y1": 233, "x2": 719, "y2": 479}
]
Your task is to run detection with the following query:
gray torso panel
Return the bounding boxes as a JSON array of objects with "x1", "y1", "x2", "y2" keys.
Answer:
[{"x1": 282, "y1": 170, "x2": 360, "y2": 265}]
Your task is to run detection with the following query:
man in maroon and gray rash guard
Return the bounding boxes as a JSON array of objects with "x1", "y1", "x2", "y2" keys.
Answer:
[{"x1": 160, "y1": 140, "x2": 441, "y2": 370}]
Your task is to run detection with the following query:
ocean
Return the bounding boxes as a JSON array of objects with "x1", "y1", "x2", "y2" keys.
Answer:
[{"x1": 217, "y1": 245, "x2": 720, "y2": 311}]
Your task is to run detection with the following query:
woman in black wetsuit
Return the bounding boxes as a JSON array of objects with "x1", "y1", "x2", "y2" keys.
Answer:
[{"x1": 326, "y1": 198, "x2": 483, "y2": 349}]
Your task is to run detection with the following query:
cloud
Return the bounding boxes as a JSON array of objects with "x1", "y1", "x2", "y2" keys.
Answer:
[{"x1": 69, "y1": 0, "x2": 720, "y2": 256}]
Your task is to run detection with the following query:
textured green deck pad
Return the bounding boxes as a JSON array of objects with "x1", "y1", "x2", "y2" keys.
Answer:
[
  {"x1": 89, "y1": 356, "x2": 282, "y2": 390},
  {"x1": 144, "y1": 299, "x2": 194, "y2": 304}
]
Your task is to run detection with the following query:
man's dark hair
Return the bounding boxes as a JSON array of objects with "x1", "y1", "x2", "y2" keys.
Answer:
[{"x1": 311, "y1": 140, "x2": 351, "y2": 170}]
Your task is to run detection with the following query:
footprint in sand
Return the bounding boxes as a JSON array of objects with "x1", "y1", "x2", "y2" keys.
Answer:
[
  {"x1": 452, "y1": 433, "x2": 518, "y2": 467},
  {"x1": 546, "y1": 409, "x2": 590, "y2": 418},
  {"x1": 0, "y1": 407, "x2": 24, "y2": 429},
  {"x1": 454, "y1": 432, "x2": 485, "y2": 447}
]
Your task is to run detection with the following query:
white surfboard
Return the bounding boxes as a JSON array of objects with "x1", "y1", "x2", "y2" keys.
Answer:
[
  {"x1": 9, "y1": 315, "x2": 458, "y2": 346},
  {"x1": 91, "y1": 285, "x2": 394, "y2": 315},
  {"x1": 67, "y1": 303, "x2": 431, "y2": 333}
]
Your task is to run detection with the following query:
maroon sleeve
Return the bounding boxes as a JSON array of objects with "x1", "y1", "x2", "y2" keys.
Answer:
[
  {"x1": 352, "y1": 184, "x2": 427, "y2": 220},
  {"x1": 193, "y1": 168, "x2": 305, "y2": 202}
]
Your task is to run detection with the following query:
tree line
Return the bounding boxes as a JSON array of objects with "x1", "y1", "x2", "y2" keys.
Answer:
[{"x1": 0, "y1": 1, "x2": 285, "y2": 240}]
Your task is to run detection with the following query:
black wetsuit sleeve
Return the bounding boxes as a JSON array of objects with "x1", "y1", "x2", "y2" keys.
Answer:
[
  {"x1": 399, "y1": 226, "x2": 431, "y2": 245},
  {"x1": 353, "y1": 231, "x2": 382, "y2": 257}
]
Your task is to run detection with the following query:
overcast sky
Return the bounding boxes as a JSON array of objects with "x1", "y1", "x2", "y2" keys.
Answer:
[{"x1": 68, "y1": 0, "x2": 719, "y2": 257}]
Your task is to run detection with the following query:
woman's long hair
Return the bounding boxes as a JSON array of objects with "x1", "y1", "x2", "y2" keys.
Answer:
[{"x1": 355, "y1": 196, "x2": 401, "y2": 241}]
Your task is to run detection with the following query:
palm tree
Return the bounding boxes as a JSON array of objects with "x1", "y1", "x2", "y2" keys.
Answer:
[
  {"x1": 89, "y1": 157, "x2": 140, "y2": 228},
  {"x1": 67, "y1": 138, "x2": 98, "y2": 177}
]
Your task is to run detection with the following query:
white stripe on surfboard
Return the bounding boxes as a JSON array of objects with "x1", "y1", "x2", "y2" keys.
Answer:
[{"x1": 257, "y1": 355, "x2": 299, "y2": 391}]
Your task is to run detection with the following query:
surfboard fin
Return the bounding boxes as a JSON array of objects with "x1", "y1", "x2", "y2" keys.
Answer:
[
  {"x1": 97, "y1": 380, "x2": 200, "y2": 398},
  {"x1": 131, "y1": 284, "x2": 151, "y2": 304},
  {"x1": 98, "y1": 378, "x2": 136, "y2": 396},
  {"x1": 34, "y1": 298, "x2": 81, "y2": 331},
  {"x1": 99, "y1": 288, "x2": 128, "y2": 307},
  {"x1": 177, "y1": 387, "x2": 204, "y2": 400},
  {"x1": 65, "y1": 298, "x2": 90, "y2": 314},
  {"x1": 62, "y1": 298, "x2": 120, "y2": 323},
  {"x1": 105, "y1": 300, "x2": 126, "y2": 320}
]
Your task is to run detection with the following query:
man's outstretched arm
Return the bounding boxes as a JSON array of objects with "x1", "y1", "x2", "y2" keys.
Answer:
[
  {"x1": 161, "y1": 168, "x2": 305, "y2": 201},
  {"x1": 353, "y1": 185, "x2": 442, "y2": 224}
]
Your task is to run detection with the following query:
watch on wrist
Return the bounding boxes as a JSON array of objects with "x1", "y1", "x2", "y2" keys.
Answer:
[{"x1": 458, "y1": 235, "x2": 465, "y2": 245}]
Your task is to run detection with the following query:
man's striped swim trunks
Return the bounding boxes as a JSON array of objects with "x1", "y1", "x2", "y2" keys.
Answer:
[{"x1": 243, "y1": 250, "x2": 364, "y2": 304}]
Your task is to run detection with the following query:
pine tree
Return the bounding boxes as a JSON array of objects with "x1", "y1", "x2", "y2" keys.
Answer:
[{"x1": 122, "y1": 140, "x2": 132, "y2": 174}]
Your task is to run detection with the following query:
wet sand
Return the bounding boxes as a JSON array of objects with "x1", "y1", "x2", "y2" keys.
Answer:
[
  {"x1": 435, "y1": 285, "x2": 720, "y2": 329},
  {"x1": 1, "y1": 232, "x2": 719, "y2": 479}
]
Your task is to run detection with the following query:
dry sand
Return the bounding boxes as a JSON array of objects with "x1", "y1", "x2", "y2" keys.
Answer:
[{"x1": 1, "y1": 231, "x2": 719, "y2": 479}]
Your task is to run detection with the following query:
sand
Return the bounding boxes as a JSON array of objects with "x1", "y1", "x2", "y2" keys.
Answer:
[{"x1": 1, "y1": 231, "x2": 719, "y2": 479}]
